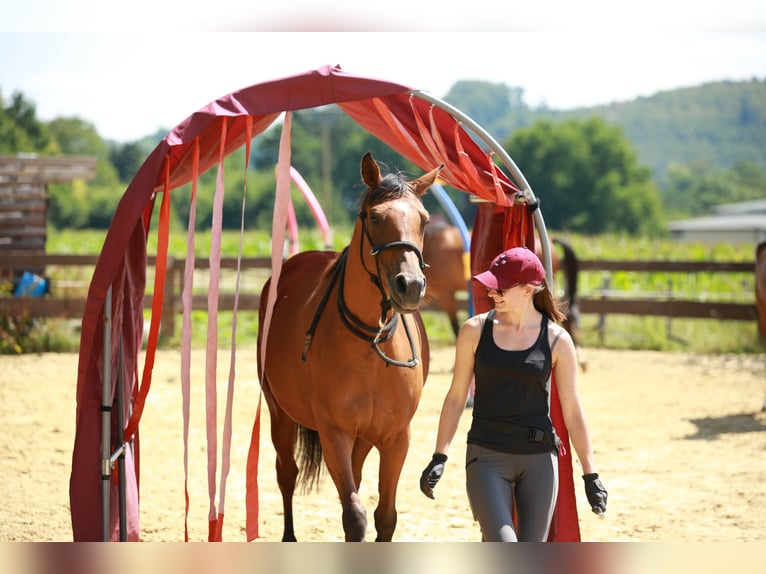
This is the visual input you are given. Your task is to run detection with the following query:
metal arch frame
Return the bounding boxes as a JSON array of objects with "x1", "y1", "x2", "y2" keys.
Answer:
[
  {"x1": 101, "y1": 285, "x2": 128, "y2": 541},
  {"x1": 99, "y1": 87, "x2": 552, "y2": 541},
  {"x1": 410, "y1": 90, "x2": 554, "y2": 284}
]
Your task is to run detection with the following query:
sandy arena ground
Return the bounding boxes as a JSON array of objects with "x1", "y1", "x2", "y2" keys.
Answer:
[{"x1": 1, "y1": 344, "x2": 765, "y2": 542}]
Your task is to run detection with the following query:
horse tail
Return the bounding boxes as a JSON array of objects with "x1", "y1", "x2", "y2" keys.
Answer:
[
  {"x1": 552, "y1": 237, "x2": 579, "y2": 303},
  {"x1": 296, "y1": 424, "x2": 324, "y2": 494},
  {"x1": 552, "y1": 236, "x2": 584, "y2": 363}
]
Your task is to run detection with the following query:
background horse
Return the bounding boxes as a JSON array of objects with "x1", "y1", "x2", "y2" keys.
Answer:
[
  {"x1": 421, "y1": 216, "x2": 469, "y2": 337},
  {"x1": 256, "y1": 153, "x2": 442, "y2": 541},
  {"x1": 755, "y1": 238, "x2": 766, "y2": 411},
  {"x1": 422, "y1": 223, "x2": 585, "y2": 368},
  {"x1": 756, "y1": 238, "x2": 766, "y2": 343}
]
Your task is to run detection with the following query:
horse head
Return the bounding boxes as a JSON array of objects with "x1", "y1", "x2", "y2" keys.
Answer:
[{"x1": 359, "y1": 152, "x2": 443, "y2": 314}]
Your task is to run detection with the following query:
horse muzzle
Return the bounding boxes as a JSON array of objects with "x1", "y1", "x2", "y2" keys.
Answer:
[{"x1": 388, "y1": 268, "x2": 426, "y2": 313}]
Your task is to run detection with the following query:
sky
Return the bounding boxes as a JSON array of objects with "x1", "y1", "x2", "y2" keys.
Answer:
[{"x1": 2, "y1": 3, "x2": 766, "y2": 143}]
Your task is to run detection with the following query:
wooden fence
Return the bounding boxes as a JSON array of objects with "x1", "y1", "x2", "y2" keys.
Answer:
[
  {"x1": 575, "y1": 259, "x2": 757, "y2": 321},
  {"x1": 0, "y1": 254, "x2": 758, "y2": 338},
  {"x1": 0, "y1": 156, "x2": 97, "y2": 277}
]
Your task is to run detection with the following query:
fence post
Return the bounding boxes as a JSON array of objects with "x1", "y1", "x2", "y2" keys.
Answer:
[
  {"x1": 665, "y1": 278, "x2": 673, "y2": 340},
  {"x1": 597, "y1": 276, "x2": 609, "y2": 345}
]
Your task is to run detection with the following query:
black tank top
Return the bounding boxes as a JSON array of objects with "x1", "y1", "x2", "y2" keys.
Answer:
[{"x1": 467, "y1": 309, "x2": 555, "y2": 454}]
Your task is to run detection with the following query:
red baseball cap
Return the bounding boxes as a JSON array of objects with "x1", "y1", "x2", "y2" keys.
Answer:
[{"x1": 472, "y1": 247, "x2": 545, "y2": 290}]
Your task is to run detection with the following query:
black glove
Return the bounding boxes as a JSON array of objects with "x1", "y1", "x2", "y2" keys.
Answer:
[
  {"x1": 420, "y1": 453, "x2": 448, "y2": 499},
  {"x1": 583, "y1": 473, "x2": 608, "y2": 515}
]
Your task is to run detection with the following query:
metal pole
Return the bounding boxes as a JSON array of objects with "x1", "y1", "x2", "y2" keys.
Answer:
[
  {"x1": 412, "y1": 91, "x2": 554, "y2": 284},
  {"x1": 115, "y1": 338, "x2": 127, "y2": 541},
  {"x1": 100, "y1": 285, "x2": 112, "y2": 541}
]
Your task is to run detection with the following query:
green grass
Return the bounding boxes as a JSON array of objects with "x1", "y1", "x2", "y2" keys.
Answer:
[{"x1": 6, "y1": 227, "x2": 761, "y2": 355}]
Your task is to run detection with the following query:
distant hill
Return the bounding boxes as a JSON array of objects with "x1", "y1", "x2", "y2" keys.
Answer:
[{"x1": 444, "y1": 78, "x2": 766, "y2": 187}]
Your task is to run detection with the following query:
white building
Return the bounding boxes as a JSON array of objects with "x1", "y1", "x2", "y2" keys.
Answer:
[{"x1": 669, "y1": 200, "x2": 766, "y2": 244}]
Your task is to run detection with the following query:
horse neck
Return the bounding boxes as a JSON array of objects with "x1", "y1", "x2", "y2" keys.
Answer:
[{"x1": 342, "y1": 221, "x2": 390, "y2": 325}]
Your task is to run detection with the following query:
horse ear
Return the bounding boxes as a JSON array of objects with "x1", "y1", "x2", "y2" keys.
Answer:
[
  {"x1": 410, "y1": 164, "x2": 444, "y2": 196},
  {"x1": 361, "y1": 152, "x2": 381, "y2": 188}
]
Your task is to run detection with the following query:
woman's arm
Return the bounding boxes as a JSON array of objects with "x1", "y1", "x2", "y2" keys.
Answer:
[
  {"x1": 551, "y1": 325, "x2": 598, "y2": 475},
  {"x1": 432, "y1": 315, "x2": 481, "y2": 455}
]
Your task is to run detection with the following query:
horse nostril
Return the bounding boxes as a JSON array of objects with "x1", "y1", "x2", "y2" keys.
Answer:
[
  {"x1": 394, "y1": 275, "x2": 409, "y2": 296},
  {"x1": 393, "y1": 274, "x2": 426, "y2": 302}
]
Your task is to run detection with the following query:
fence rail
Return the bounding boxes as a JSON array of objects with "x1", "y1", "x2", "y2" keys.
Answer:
[
  {"x1": 1, "y1": 254, "x2": 758, "y2": 338},
  {"x1": 574, "y1": 258, "x2": 757, "y2": 321}
]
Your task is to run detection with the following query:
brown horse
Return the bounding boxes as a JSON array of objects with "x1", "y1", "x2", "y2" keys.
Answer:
[
  {"x1": 756, "y1": 239, "x2": 766, "y2": 343},
  {"x1": 422, "y1": 224, "x2": 583, "y2": 352},
  {"x1": 755, "y1": 239, "x2": 766, "y2": 411},
  {"x1": 421, "y1": 217, "x2": 469, "y2": 337},
  {"x1": 256, "y1": 153, "x2": 442, "y2": 541}
]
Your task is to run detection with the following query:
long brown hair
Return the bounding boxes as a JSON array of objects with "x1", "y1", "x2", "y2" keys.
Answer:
[{"x1": 532, "y1": 278, "x2": 567, "y2": 323}]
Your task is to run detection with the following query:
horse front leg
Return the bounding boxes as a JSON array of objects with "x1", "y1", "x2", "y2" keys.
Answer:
[
  {"x1": 373, "y1": 429, "x2": 410, "y2": 542},
  {"x1": 321, "y1": 431, "x2": 367, "y2": 541},
  {"x1": 351, "y1": 437, "x2": 374, "y2": 489}
]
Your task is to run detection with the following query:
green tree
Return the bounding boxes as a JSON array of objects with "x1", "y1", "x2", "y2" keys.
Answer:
[
  {"x1": 47, "y1": 117, "x2": 118, "y2": 186},
  {"x1": 44, "y1": 117, "x2": 124, "y2": 229},
  {"x1": 0, "y1": 90, "x2": 52, "y2": 153},
  {"x1": 664, "y1": 160, "x2": 766, "y2": 217},
  {"x1": 443, "y1": 81, "x2": 534, "y2": 142},
  {"x1": 506, "y1": 117, "x2": 665, "y2": 235},
  {"x1": 252, "y1": 108, "x2": 418, "y2": 227},
  {"x1": 110, "y1": 141, "x2": 146, "y2": 182}
]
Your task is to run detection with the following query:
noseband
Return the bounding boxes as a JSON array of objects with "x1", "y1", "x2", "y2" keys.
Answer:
[{"x1": 357, "y1": 210, "x2": 429, "y2": 313}]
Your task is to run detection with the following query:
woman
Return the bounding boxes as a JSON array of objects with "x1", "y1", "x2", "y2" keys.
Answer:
[{"x1": 420, "y1": 246, "x2": 607, "y2": 542}]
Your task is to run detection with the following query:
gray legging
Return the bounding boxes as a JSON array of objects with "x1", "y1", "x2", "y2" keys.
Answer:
[{"x1": 465, "y1": 443, "x2": 558, "y2": 542}]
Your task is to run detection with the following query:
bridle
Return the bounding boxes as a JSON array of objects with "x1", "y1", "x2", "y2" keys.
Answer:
[{"x1": 301, "y1": 204, "x2": 428, "y2": 368}]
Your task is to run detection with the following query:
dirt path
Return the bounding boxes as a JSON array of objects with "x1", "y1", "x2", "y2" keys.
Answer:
[{"x1": 1, "y1": 345, "x2": 764, "y2": 542}]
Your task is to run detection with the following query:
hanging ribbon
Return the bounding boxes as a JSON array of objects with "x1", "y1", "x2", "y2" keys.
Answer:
[
  {"x1": 286, "y1": 197, "x2": 299, "y2": 257},
  {"x1": 180, "y1": 137, "x2": 200, "y2": 541},
  {"x1": 123, "y1": 156, "x2": 171, "y2": 443},
  {"x1": 290, "y1": 165, "x2": 331, "y2": 249},
  {"x1": 247, "y1": 111, "x2": 293, "y2": 540},
  {"x1": 205, "y1": 117, "x2": 228, "y2": 541},
  {"x1": 369, "y1": 97, "x2": 429, "y2": 166},
  {"x1": 213, "y1": 116, "x2": 254, "y2": 542},
  {"x1": 453, "y1": 122, "x2": 495, "y2": 203}
]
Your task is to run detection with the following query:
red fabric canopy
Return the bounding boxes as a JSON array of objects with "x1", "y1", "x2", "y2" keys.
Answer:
[{"x1": 69, "y1": 64, "x2": 578, "y2": 542}]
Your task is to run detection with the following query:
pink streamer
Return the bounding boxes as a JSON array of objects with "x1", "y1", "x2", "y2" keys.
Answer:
[
  {"x1": 259, "y1": 112, "x2": 292, "y2": 380},
  {"x1": 216, "y1": 118, "x2": 254, "y2": 539},
  {"x1": 286, "y1": 197, "x2": 299, "y2": 257},
  {"x1": 205, "y1": 119, "x2": 228, "y2": 527},
  {"x1": 289, "y1": 166, "x2": 331, "y2": 248},
  {"x1": 180, "y1": 138, "x2": 201, "y2": 540}
]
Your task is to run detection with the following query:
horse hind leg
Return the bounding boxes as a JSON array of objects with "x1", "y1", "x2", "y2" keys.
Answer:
[
  {"x1": 442, "y1": 297, "x2": 460, "y2": 339},
  {"x1": 263, "y1": 390, "x2": 300, "y2": 542}
]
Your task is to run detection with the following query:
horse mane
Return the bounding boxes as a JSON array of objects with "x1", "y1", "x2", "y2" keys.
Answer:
[
  {"x1": 359, "y1": 171, "x2": 425, "y2": 211},
  {"x1": 319, "y1": 247, "x2": 347, "y2": 282},
  {"x1": 312, "y1": 170, "x2": 420, "y2": 287},
  {"x1": 312, "y1": 168, "x2": 425, "y2": 287}
]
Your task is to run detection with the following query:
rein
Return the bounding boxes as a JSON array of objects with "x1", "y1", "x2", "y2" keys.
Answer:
[{"x1": 301, "y1": 211, "x2": 427, "y2": 368}]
